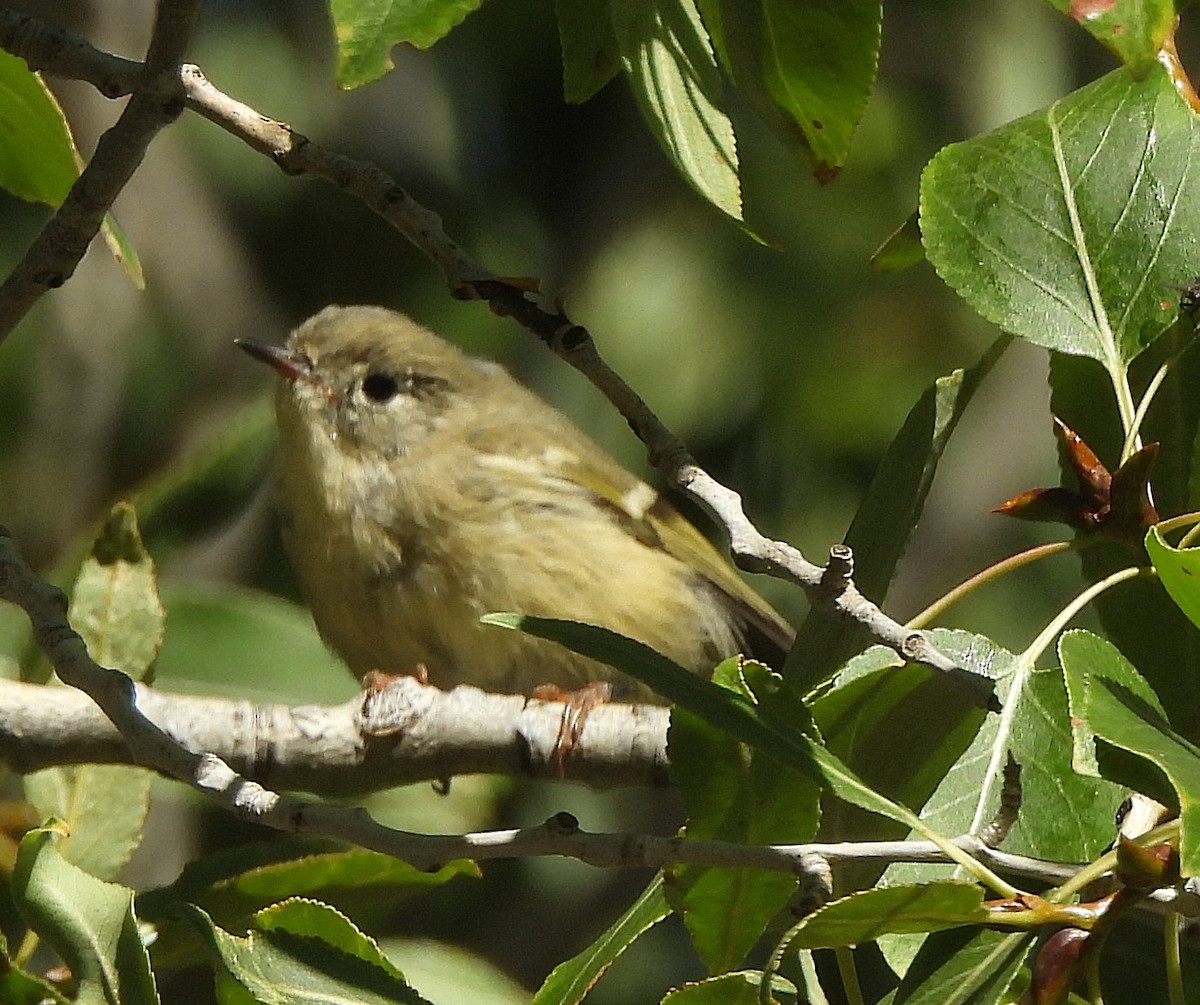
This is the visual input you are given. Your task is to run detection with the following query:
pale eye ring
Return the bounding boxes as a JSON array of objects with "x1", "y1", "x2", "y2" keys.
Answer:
[{"x1": 361, "y1": 372, "x2": 399, "y2": 403}]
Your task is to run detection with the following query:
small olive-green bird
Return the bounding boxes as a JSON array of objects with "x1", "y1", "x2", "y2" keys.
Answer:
[{"x1": 240, "y1": 305, "x2": 794, "y2": 704}]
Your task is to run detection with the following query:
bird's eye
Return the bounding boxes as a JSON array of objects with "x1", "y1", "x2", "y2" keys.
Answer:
[{"x1": 361, "y1": 372, "x2": 400, "y2": 402}]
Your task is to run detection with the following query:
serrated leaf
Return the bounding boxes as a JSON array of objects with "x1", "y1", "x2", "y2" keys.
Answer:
[
  {"x1": 921, "y1": 65, "x2": 1200, "y2": 370},
  {"x1": 811, "y1": 631, "x2": 996, "y2": 895},
  {"x1": 698, "y1": 0, "x2": 881, "y2": 177},
  {"x1": 1060, "y1": 630, "x2": 1200, "y2": 874},
  {"x1": 187, "y1": 900, "x2": 429, "y2": 1005},
  {"x1": 329, "y1": 0, "x2": 484, "y2": 88},
  {"x1": 156, "y1": 840, "x2": 475, "y2": 928},
  {"x1": 611, "y1": 0, "x2": 742, "y2": 222},
  {"x1": 532, "y1": 876, "x2": 670, "y2": 1005},
  {"x1": 661, "y1": 970, "x2": 796, "y2": 1003},
  {"x1": 69, "y1": 503, "x2": 164, "y2": 681},
  {"x1": 1045, "y1": 0, "x2": 1175, "y2": 77},
  {"x1": 555, "y1": 0, "x2": 621, "y2": 103},
  {"x1": 23, "y1": 766, "x2": 152, "y2": 882},
  {"x1": 668, "y1": 661, "x2": 819, "y2": 972},
  {"x1": 788, "y1": 341, "x2": 1008, "y2": 693},
  {"x1": 880, "y1": 660, "x2": 1123, "y2": 882},
  {"x1": 788, "y1": 882, "x2": 987, "y2": 950},
  {"x1": 1059, "y1": 629, "x2": 1177, "y2": 808},
  {"x1": 11, "y1": 826, "x2": 158, "y2": 1005}
]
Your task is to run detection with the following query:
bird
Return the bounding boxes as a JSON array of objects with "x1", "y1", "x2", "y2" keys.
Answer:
[{"x1": 239, "y1": 305, "x2": 794, "y2": 716}]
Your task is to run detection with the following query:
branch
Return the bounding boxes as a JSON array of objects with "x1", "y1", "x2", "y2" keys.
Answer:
[
  {"x1": 0, "y1": 1, "x2": 202, "y2": 340},
  {"x1": 0, "y1": 532, "x2": 1151, "y2": 902},
  {"x1": 0, "y1": 10, "x2": 996, "y2": 709},
  {"x1": 0, "y1": 675, "x2": 670, "y2": 791}
]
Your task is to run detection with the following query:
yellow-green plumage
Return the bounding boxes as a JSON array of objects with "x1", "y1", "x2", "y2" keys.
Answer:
[{"x1": 251, "y1": 305, "x2": 793, "y2": 702}]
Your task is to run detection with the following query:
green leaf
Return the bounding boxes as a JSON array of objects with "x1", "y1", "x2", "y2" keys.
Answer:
[
  {"x1": 69, "y1": 503, "x2": 164, "y2": 682},
  {"x1": 787, "y1": 883, "x2": 987, "y2": 950},
  {"x1": 329, "y1": 0, "x2": 484, "y2": 88},
  {"x1": 610, "y1": 0, "x2": 742, "y2": 222},
  {"x1": 0, "y1": 50, "x2": 77, "y2": 205},
  {"x1": 532, "y1": 876, "x2": 671, "y2": 1005},
  {"x1": 486, "y1": 615, "x2": 977, "y2": 856},
  {"x1": 23, "y1": 766, "x2": 152, "y2": 883},
  {"x1": 668, "y1": 661, "x2": 820, "y2": 972},
  {"x1": 0, "y1": 52, "x2": 142, "y2": 286},
  {"x1": 188, "y1": 899, "x2": 430, "y2": 1005},
  {"x1": 24, "y1": 504, "x2": 160, "y2": 879},
  {"x1": 555, "y1": 0, "x2": 621, "y2": 103},
  {"x1": 883, "y1": 928, "x2": 1033, "y2": 1005},
  {"x1": 661, "y1": 970, "x2": 797, "y2": 1004},
  {"x1": 788, "y1": 340, "x2": 1009, "y2": 693},
  {"x1": 11, "y1": 825, "x2": 158, "y2": 1005},
  {"x1": 879, "y1": 660, "x2": 1123, "y2": 886},
  {"x1": 697, "y1": 0, "x2": 882, "y2": 177},
  {"x1": 921, "y1": 65, "x2": 1200, "y2": 369},
  {"x1": 1044, "y1": 0, "x2": 1175, "y2": 77},
  {"x1": 149, "y1": 839, "x2": 475, "y2": 930},
  {"x1": 811, "y1": 632, "x2": 996, "y2": 894},
  {"x1": 1060, "y1": 630, "x2": 1200, "y2": 873},
  {"x1": 1059, "y1": 630, "x2": 1176, "y2": 808},
  {"x1": 1147, "y1": 524, "x2": 1200, "y2": 629}
]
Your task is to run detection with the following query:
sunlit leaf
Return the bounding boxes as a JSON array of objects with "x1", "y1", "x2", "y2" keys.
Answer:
[
  {"x1": 11, "y1": 826, "x2": 157, "y2": 1005},
  {"x1": 1146, "y1": 524, "x2": 1200, "y2": 630},
  {"x1": 329, "y1": 0, "x2": 484, "y2": 88},
  {"x1": 1044, "y1": 0, "x2": 1175, "y2": 77},
  {"x1": 189, "y1": 899, "x2": 429, "y2": 1005},
  {"x1": 698, "y1": 0, "x2": 882, "y2": 178},
  {"x1": 786, "y1": 882, "x2": 987, "y2": 950},
  {"x1": 532, "y1": 876, "x2": 671, "y2": 1005},
  {"x1": 0, "y1": 51, "x2": 142, "y2": 286},
  {"x1": 611, "y1": 0, "x2": 742, "y2": 222},
  {"x1": 922, "y1": 65, "x2": 1200, "y2": 369}
]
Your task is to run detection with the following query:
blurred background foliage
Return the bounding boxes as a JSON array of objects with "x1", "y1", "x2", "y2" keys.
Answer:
[{"x1": 2, "y1": 1, "x2": 1197, "y2": 999}]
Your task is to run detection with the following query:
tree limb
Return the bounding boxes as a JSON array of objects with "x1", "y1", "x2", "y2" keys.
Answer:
[{"x1": 0, "y1": 675, "x2": 670, "y2": 791}]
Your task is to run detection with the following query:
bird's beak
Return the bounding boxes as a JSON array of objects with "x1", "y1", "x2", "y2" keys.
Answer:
[{"x1": 236, "y1": 339, "x2": 316, "y2": 384}]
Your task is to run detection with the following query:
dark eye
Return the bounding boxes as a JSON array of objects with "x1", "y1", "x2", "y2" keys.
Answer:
[{"x1": 361, "y1": 372, "x2": 399, "y2": 402}]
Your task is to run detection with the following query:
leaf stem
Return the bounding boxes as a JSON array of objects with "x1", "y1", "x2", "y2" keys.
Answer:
[
  {"x1": 835, "y1": 947, "x2": 864, "y2": 1005},
  {"x1": 1110, "y1": 362, "x2": 1141, "y2": 459},
  {"x1": 1019, "y1": 566, "x2": 1145, "y2": 668},
  {"x1": 1166, "y1": 908, "x2": 1185, "y2": 1005},
  {"x1": 906, "y1": 540, "x2": 1077, "y2": 630},
  {"x1": 1123, "y1": 358, "x2": 1170, "y2": 463}
]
